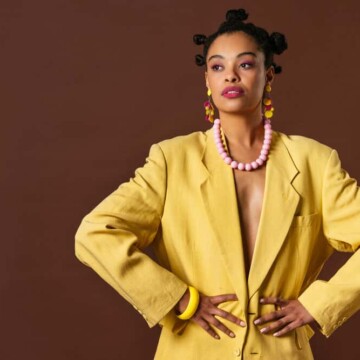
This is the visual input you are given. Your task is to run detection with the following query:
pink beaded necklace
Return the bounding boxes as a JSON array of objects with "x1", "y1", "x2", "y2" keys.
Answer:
[{"x1": 213, "y1": 117, "x2": 272, "y2": 171}]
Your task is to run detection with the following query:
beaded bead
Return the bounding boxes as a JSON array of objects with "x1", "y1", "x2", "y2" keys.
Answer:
[
  {"x1": 225, "y1": 157, "x2": 232, "y2": 164},
  {"x1": 238, "y1": 162, "x2": 245, "y2": 170},
  {"x1": 265, "y1": 110, "x2": 273, "y2": 118},
  {"x1": 245, "y1": 163, "x2": 252, "y2": 171},
  {"x1": 231, "y1": 161, "x2": 238, "y2": 169}
]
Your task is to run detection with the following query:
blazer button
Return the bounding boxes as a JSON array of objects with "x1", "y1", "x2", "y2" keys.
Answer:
[{"x1": 234, "y1": 348, "x2": 241, "y2": 357}]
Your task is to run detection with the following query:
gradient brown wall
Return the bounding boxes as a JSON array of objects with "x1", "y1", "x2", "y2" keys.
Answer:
[{"x1": 1, "y1": 0, "x2": 360, "y2": 359}]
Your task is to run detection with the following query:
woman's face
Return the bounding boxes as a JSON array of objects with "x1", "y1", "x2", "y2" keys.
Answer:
[{"x1": 205, "y1": 31, "x2": 274, "y2": 118}]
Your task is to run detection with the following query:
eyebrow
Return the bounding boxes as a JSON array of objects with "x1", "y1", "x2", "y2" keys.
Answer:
[{"x1": 208, "y1": 52, "x2": 257, "y2": 62}]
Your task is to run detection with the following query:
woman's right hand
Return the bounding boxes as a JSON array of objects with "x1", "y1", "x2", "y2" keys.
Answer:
[{"x1": 175, "y1": 289, "x2": 246, "y2": 339}]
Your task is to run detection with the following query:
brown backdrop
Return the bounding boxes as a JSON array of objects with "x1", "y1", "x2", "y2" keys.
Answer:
[{"x1": 2, "y1": 0, "x2": 360, "y2": 359}]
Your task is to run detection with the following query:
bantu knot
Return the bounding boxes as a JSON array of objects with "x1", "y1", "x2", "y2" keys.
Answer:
[
  {"x1": 226, "y1": 9, "x2": 248, "y2": 22},
  {"x1": 272, "y1": 62, "x2": 282, "y2": 74},
  {"x1": 193, "y1": 34, "x2": 207, "y2": 45},
  {"x1": 269, "y1": 32, "x2": 288, "y2": 55},
  {"x1": 195, "y1": 54, "x2": 206, "y2": 66}
]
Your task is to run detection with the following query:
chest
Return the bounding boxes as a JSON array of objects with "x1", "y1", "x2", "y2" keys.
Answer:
[
  {"x1": 233, "y1": 166, "x2": 266, "y2": 269},
  {"x1": 233, "y1": 167, "x2": 266, "y2": 209}
]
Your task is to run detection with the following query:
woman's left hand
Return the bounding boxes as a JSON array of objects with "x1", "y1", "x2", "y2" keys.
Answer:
[{"x1": 253, "y1": 297, "x2": 316, "y2": 336}]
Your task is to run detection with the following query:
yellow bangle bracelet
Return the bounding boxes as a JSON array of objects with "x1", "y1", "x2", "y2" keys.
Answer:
[{"x1": 177, "y1": 286, "x2": 200, "y2": 320}]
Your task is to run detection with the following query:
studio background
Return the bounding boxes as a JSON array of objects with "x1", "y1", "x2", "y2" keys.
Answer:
[{"x1": 1, "y1": 0, "x2": 360, "y2": 359}]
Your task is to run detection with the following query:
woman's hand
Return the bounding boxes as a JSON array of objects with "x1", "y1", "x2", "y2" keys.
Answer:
[
  {"x1": 176, "y1": 290, "x2": 246, "y2": 339},
  {"x1": 253, "y1": 297, "x2": 316, "y2": 336}
]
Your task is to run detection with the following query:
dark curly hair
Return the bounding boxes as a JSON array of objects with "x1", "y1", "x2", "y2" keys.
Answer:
[{"x1": 193, "y1": 9, "x2": 288, "y2": 74}]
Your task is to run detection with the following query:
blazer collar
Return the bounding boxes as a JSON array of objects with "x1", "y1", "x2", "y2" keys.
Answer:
[{"x1": 199, "y1": 127, "x2": 300, "y2": 310}]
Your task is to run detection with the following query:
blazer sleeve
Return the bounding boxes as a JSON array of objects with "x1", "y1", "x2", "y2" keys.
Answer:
[
  {"x1": 74, "y1": 143, "x2": 188, "y2": 328},
  {"x1": 298, "y1": 149, "x2": 360, "y2": 337}
]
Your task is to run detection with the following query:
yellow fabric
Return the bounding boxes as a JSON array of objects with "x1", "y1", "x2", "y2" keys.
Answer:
[{"x1": 75, "y1": 128, "x2": 360, "y2": 360}]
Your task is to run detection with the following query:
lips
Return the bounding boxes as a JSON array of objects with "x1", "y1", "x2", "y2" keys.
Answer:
[{"x1": 221, "y1": 86, "x2": 244, "y2": 98}]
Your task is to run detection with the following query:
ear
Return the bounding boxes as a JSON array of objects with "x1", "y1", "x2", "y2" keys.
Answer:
[
  {"x1": 205, "y1": 71, "x2": 209, "y2": 89},
  {"x1": 265, "y1": 66, "x2": 275, "y2": 85}
]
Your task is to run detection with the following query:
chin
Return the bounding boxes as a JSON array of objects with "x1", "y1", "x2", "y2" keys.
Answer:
[
  {"x1": 219, "y1": 106, "x2": 252, "y2": 116},
  {"x1": 218, "y1": 101, "x2": 262, "y2": 117}
]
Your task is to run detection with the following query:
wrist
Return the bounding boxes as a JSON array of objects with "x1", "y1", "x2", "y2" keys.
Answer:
[
  {"x1": 176, "y1": 286, "x2": 200, "y2": 320},
  {"x1": 175, "y1": 288, "x2": 190, "y2": 314}
]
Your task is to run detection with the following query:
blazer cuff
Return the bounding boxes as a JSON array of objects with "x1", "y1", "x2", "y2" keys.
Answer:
[
  {"x1": 298, "y1": 280, "x2": 349, "y2": 338},
  {"x1": 144, "y1": 281, "x2": 188, "y2": 328}
]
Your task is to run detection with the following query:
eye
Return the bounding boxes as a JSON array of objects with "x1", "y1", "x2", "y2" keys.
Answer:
[
  {"x1": 240, "y1": 62, "x2": 254, "y2": 69},
  {"x1": 211, "y1": 64, "x2": 223, "y2": 71}
]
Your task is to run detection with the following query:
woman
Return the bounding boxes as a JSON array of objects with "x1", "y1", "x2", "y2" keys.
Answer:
[{"x1": 75, "y1": 9, "x2": 360, "y2": 359}]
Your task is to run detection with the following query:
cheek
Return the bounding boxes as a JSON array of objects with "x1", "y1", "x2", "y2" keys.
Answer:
[{"x1": 249, "y1": 75, "x2": 266, "y2": 98}]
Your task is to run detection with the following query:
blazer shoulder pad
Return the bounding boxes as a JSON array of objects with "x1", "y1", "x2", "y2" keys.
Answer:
[
  {"x1": 157, "y1": 130, "x2": 208, "y2": 158},
  {"x1": 278, "y1": 132, "x2": 333, "y2": 161}
]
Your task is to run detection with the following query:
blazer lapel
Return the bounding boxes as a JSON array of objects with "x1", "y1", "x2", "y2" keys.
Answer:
[
  {"x1": 248, "y1": 131, "x2": 300, "y2": 298},
  {"x1": 199, "y1": 128, "x2": 300, "y2": 309},
  {"x1": 199, "y1": 128, "x2": 249, "y2": 313}
]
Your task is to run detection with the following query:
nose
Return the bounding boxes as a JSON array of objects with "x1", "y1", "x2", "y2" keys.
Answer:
[{"x1": 225, "y1": 69, "x2": 240, "y2": 83}]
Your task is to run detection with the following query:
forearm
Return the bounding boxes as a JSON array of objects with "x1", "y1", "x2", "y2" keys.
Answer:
[
  {"x1": 75, "y1": 217, "x2": 188, "y2": 327},
  {"x1": 298, "y1": 249, "x2": 360, "y2": 337}
]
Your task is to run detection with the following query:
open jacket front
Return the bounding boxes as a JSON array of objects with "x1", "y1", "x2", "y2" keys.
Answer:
[{"x1": 75, "y1": 128, "x2": 360, "y2": 360}]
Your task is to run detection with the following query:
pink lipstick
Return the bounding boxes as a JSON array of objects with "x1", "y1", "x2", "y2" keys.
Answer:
[{"x1": 221, "y1": 86, "x2": 244, "y2": 98}]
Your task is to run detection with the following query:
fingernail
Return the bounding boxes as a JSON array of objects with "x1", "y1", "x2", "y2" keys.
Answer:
[
  {"x1": 260, "y1": 298, "x2": 265, "y2": 303},
  {"x1": 254, "y1": 319, "x2": 260, "y2": 325},
  {"x1": 260, "y1": 327, "x2": 267, "y2": 333},
  {"x1": 230, "y1": 332, "x2": 235, "y2": 338},
  {"x1": 215, "y1": 335, "x2": 220, "y2": 340},
  {"x1": 240, "y1": 321, "x2": 246, "y2": 327},
  {"x1": 273, "y1": 332, "x2": 279, "y2": 337}
]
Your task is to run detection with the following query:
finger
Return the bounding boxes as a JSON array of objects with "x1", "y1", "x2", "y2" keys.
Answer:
[
  {"x1": 254, "y1": 309, "x2": 285, "y2": 325},
  {"x1": 211, "y1": 307, "x2": 246, "y2": 327},
  {"x1": 259, "y1": 316, "x2": 293, "y2": 334},
  {"x1": 203, "y1": 314, "x2": 236, "y2": 338},
  {"x1": 273, "y1": 323, "x2": 297, "y2": 337},
  {"x1": 210, "y1": 293, "x2": 238, "y2": 305},
  {"x1": 195, "y1": 317, "x2": 220, "y2": 340}
]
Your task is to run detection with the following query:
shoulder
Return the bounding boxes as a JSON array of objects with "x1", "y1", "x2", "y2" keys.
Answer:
[
  {"x1": 276, "y1": 131, "x2": 334, "y2": 163},
  {"x1": 155, "y1": 129, "x2": 209, "y2": 158},
  {"x1": 277, "y1": 131, "x2": 333, "y2": 153}
]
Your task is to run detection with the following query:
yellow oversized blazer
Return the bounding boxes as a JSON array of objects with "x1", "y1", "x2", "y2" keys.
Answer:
[{"x1": 75, "y1": 128, "x2": 360, "y2": 360}]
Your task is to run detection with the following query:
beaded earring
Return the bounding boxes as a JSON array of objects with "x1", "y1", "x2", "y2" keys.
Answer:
[
  {"x1": 204, "y1": 88, "x2": 215, "y2": 123},
  {"x1": 263, "y1": 83, "x2": 274, "y2": 120}
]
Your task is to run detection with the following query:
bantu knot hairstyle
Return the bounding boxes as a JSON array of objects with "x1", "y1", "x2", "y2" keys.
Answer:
[
  {"x1": 226, "y1": 8, "x2": 248, "y2": 22},
  {"x1": 193, "y1": 8, "x2": 288, "y2": 74},
  {"x1": 193, "y1": 34, "x2": 207, "y2": 45}
]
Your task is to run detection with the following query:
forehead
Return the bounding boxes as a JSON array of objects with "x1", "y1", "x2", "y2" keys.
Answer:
[{"x1": 207, "y1": 32, "x2": 262, "y2": 60}]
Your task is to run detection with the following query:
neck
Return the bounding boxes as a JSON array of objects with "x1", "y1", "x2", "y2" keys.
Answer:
[{"x1": 218, "y1": 110, "x2": 264, "y2": 149}]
